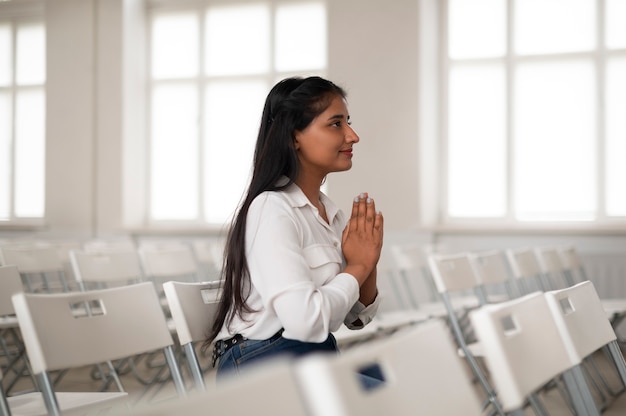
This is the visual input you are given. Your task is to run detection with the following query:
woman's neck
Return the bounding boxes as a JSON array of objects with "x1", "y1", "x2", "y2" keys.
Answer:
[{"x1": 295, "y1": 176, "x2": 324, "y2": 208}]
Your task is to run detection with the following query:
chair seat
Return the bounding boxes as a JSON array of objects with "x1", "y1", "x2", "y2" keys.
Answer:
[{"x1": 8, "y1": 391, "x2": 128, "y2": 416}]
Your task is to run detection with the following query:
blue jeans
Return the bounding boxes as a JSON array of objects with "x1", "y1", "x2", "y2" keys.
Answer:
[{"x1": 216, "y1": 332, "x2": 383, "y2": 390}]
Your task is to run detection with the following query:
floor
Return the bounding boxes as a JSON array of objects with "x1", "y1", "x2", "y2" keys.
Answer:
[{"x1": 4, "y1": 334, "x2": 626, "y2": 415}]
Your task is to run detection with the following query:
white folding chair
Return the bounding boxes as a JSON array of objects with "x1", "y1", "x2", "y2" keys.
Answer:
[
  {"x1": 162, "y1": 281, "x2": 221, "y2": 391},
  {"x1": 545, "y1": 280, "x2": 626, "y2": 414},
  {"x1": 387, "y1": 242, "x2": 454, "y2": 317},
  {"x1": 505, "y1": 247, "x2": 551, "y2": 295},
  {"x1": 69, "y1": 249, "x2": 145, "y2": 290},
  {"x1": 115, "y1": 357, "x2": 309, "y2": 416},
  {"x1": 534, "y1": 246, "x2": 572, "y2": 290},
  {"x1": 427, "y1": 252, "x2": 503, "y2": 414},
  {"x1": 470, "y1": 249, "x2": 519, "y2": 302},
  {"x1": 295, "y1": 319, "x2": 484, "y2": 416},
  {"x1": 0, "y1": 246, "x2": 70, "y2": 293},
  {"x1": 0, "y1": 266, "x2": 33, "y2": 395},
  {"x1": 189, "y1": 239, "x2": 224, "y2": 281},
  {"x1": 138, "y1": 244, "x2": 202, "y2": 287},
  {"x1": 9, "y1": 282, "x2": 186, "y2": 416},
  {"x1": 469, "y1": 291, "x2": 599, "y2": 416},
  {"x1": 367, "y1": 254, "x2": 431, "y2": 336},
  {"x1": 69, "y1": 249, "x2": 150, "y2": 391}
]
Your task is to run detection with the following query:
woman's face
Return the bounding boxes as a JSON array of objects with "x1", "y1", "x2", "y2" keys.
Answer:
[{"x1": 294, "y1": 95, "x2": 360, "y2": 179}]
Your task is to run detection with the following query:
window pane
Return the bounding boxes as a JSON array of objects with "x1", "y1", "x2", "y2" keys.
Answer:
[
  {"x1": 515, "y1": 0, "x2": 595, "y2": 54},
  {"x1": 0, "y1": 24, "x2": 11, "y2": 86},
  {"x1": 151, "y1": 13, "x2": 198, "y2": 79},
  {"x1": 14, "y1": 88, "x2": 45, "y2": 217},
  {"x1": 16, "y1": 23, "x2": 45, "y2": 85},
  {"x1": 204, "y1": 80, "x2": 268, "y2": 224},
  {"x1": 150, "y1": 84, "x2": 198, "y2": 220},
  {"x1": 448, "y1": 64, "x2": 506, "y2": 217},
  {"x1": 448, "y1": 0, "x2": 506, "y2": 59},
  {"x1": 606, "y1": 0, "x2": 626, "y2": 49},
  {"x1": 0, "y1": 92, "x2": 10, "y2": 218},
  {"x1": 205, "y1": 4, "x2": 270, "y2": 76},
  {"x1": 606, "y1": 57, "x2": 626, "y2": 216},
  {"x1": 275, "y1": 2, "x2": 326, "y2": 71},
  {"x1": 514, "y1": 60, "x2": 595, "y2": 220}
]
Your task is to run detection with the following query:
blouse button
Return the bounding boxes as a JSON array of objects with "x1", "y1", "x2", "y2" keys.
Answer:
[{"x1": 333, "y1": 241, "x2": 339, "y2": 247}]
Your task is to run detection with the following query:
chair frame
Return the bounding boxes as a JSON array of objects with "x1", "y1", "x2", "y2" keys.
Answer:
[{"x1": 427, "y1": 252, "x2": 505, "y2": 416}]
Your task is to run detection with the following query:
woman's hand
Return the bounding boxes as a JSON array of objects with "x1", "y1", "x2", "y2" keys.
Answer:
[{"x1": 341, "y1": 193, "x2": 384, "y2": 285}]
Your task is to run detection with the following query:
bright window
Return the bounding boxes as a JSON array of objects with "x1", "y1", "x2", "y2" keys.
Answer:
[
  {"x1": 444, "y1": 0, "x2": 626, "y2": 223},
  {"x1": 148, "y1": 1, "x2": 327, "y2": 226},
  {"x1": 0, "y1": 19, "x2": 46, "y2": 221}
]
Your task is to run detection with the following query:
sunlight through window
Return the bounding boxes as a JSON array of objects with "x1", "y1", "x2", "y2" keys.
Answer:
[
  {"x1": 448, "y1": 64, "x2": 506, "y2": 217},
  {"x1": 514, "y1": 61, "x2": 595, "y2": 220},
  {"x1": 148, "y1": 1, "x2": 327, "y2": 225},
  {"x1": 205, "y1": 5, "x2": 270, "y2": 76},
  {"x1": 448, "y1": 0, "x2": 506, "y2": 59}
]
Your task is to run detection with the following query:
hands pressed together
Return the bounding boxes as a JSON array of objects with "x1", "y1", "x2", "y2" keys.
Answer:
[{"x1": 341, "y1": 192, "x2": 384, "y2": 286}]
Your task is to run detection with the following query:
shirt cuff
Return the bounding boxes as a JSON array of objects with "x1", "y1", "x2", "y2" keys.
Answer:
[{"x1": 344, "y1": 291, "x2": 380, "y2": 329}]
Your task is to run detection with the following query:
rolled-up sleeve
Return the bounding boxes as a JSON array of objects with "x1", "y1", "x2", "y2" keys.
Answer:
[
  {"x1": 344, "y1": 293, "x2": 381, "y2": 329},
  {"x1": 246, "y1": 194, "x2": 360, "y2": 343}
]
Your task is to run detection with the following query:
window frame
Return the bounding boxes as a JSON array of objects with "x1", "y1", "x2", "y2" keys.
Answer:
[
  {"x1": 0, "y1": 5, "x2": 46, "y2": 228},
  {"x1": 144, "y1": 0, "x2": 327, "y2": 228},
  {"x1": 439, "y1": 0, "x2": 626, "y2": 231}
]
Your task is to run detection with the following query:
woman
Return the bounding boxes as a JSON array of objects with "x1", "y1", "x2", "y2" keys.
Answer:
[{"x1": 206, "y1": 76, "x2": 384, "y2": 381}]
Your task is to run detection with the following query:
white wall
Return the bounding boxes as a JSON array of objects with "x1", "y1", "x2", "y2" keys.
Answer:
[
  {"x1": 39, "y1": 0, "x2": 140, "y2": 239},
  {"x1": 327, "y1": 0, "x2": 421, "y2": 233}
]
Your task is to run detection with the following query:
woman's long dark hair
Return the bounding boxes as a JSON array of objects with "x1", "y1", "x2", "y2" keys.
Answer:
[{"x1": 204, "y1": 76, "x2": 346, "y2": 346}]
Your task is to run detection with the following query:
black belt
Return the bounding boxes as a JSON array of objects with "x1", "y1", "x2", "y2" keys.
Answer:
[{"x1": 212, "y1": 329, "x2": 284, "y2": 367}]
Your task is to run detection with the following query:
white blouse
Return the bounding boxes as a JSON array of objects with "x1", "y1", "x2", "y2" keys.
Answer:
[{"x1": 216, "y1": 182, "x2": 380, "y2": 343}]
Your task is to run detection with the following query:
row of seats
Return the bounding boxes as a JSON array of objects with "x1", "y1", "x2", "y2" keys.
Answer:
[
  {"x1": 0, "y1": 237, "x2": 226, "y2": 411},
  {"x1": 2, "y1": 238, "x2": 626, "y2": 414},
  {"x1": 4, "y1": 267, "x2": 622, "y2": 415}
]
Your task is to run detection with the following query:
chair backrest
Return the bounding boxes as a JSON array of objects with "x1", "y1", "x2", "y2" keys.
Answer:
[
  {"x1": 428, "y1": 252, "x2": 481, "y2": 293},
  {"x1": 470, "y1": 250, "x2": 517, "y2": 301},
  {"x1": 295, "y1": 320, "x2": 483, "y2": 416},
  {"x1": 162, "y1": 280, "x2": 221, "y2": 391},
  {"x1": 469, "y1": 292, "x2": 580, "y2": 412},
  {"x1": 558, "y1": 245, "x2": 588, "y2": 283},
  {"x1": 545, "y1": 280, "x2": 617, "y2": 363},
  {"x1": 162, "y1": 280, "x2": 221, "y2": 346},
  {"x1": 0, "y1": 265, "x2": 23, "y2": 316},
  {"x1": 0, "y1": 246, "x2": 68, "y2": 292},
  {"x1": 505, "y1": 247, "x2": 547, "y2": 294},
  {"x1": 534, "y1": 246, "x2": 571, "y2": 289},
  {"x1": 69, "y1": 249, "x2": 144, "y2": 288},
  {"x1": 11, "y1": 282, "x2": 176, "y2": 374},
  {"x1": 190, "y1": 239, "x2": 224, "y2": 280},
  {"x1": 138, "y1": 245, "x2": 201, "y2": 282},
  {"x1": 388, "y1": 243, "x2": 440, "y2": 305},
  {"x1": 0, "y1": 246, "x2": 64, "y2": 274}
]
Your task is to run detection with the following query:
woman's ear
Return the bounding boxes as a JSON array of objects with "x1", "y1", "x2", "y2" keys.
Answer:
[{"x1": 293, "y1": 134, "x2": 300, "y2": 150}]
